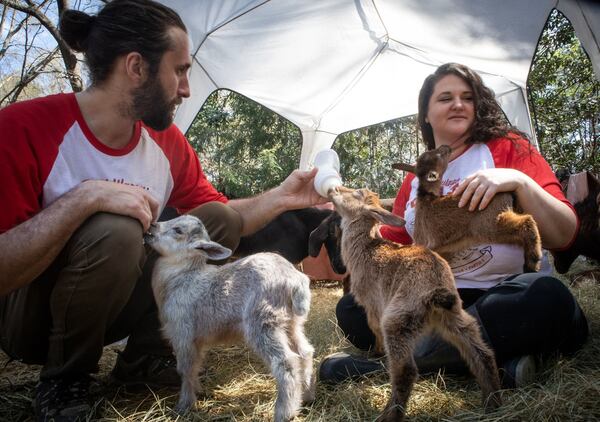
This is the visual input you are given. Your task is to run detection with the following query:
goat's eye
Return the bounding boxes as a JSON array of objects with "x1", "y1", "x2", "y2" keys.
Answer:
[{"x1": 173, "y1": 227, "x2": 183, "y2": 235}]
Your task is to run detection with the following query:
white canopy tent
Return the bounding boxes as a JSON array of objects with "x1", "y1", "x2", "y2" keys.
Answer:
[{"x1": 162, "y1": 0, "x2": 600, "y2": 170}]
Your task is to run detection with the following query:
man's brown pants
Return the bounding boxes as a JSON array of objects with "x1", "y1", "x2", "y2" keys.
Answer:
[{"x1": 0, "y1": 202, "x2": 242, "y2": 380}]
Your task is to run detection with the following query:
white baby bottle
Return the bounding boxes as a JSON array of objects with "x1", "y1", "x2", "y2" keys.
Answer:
[{"x1": 313, "y1": 149, "x2": 343, "y2": 197}]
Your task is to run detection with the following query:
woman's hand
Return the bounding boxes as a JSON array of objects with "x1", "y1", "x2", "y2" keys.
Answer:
[{"x1": 452, "y1": 168, "x2": 526, "y2": 211}]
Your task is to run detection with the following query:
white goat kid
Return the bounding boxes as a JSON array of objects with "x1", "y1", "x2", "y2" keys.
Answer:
[{"x1": 145, "y1": 215, "x2": 315, "y2": 421}]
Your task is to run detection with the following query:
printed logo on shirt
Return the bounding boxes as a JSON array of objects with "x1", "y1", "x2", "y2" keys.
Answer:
[
  {"x1": 448, "y1": 246, "x2": 493, "y2": 275},
  {"x1": 442, "y1": 177, "x2": 461, "y2": 194},
  {"x1": 104, "y1": 178, "x2": 151, "y2": 191}
]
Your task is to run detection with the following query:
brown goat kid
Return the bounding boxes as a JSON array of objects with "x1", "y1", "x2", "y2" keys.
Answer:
[
  {"x1": 330, "y1": 186, "x2": 501, "y2": 422},
  {"x1": 393, "y1": 145, "x2": 542, "y2": 273}
]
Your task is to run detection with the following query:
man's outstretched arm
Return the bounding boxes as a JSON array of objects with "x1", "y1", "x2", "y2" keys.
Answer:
[{"x1": 228, "y1": 168, "x2": 327, "y2": 236}]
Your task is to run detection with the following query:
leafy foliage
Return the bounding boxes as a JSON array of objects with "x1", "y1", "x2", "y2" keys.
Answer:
[
  {"x1": 187, "y1": 90, "x2": 302, "y2": 199},
  {"x1": 334, "y1": 118, "x2": 419, "y2": 198},
  {"x1": 187, "y1": 89, "x2": 420, "y2": 199},
  {"x1": 528, "y1": 10, "x2": 600, "y2": 174}
]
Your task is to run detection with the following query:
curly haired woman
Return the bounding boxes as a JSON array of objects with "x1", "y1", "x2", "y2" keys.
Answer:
[{"x1": 320, "y1": 63, "x2": 589, "y2": 388}]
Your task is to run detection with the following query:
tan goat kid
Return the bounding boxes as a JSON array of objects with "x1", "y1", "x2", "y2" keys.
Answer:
[
  {"x1": 393, "y1": 144, "x2": 542, "y2": 273},
  {"x1": 330, "y1": 186, "x2": 501, "y2": 421}
]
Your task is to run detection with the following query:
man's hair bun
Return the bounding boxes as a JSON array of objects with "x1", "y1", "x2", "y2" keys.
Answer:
[{"x1": 59, "y1": 9, "x2": 96, "y2": 53}]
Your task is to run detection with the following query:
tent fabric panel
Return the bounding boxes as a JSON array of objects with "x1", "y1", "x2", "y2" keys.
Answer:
[
  {"x1": 162, "y1": 0, "x2": 600, "y2": 169},
  {"x1": 495, "y1": 87, "x2": 535, "y2": 143},
  {"x1": 377, "y1": 0, "x2": 555, "y2": 85},
  {"x1": 165, "y1": 0, "x2": 264, "y2": 52},
  {"x1": 299, "y1": 131, "x2": 337, "y2": 170},
  {"x1": 193, "y1": 0, "x2": 387, "y2": 130},
  {"x1": 316, "y1": 47, "x2": 439, "y2": 135}
]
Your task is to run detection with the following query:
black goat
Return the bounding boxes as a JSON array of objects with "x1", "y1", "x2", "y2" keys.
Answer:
[
  {"x1": 237, "y1": 208, "x2": 329, "y2": 262},
  {"x1": 307, "y1": 211, "x2": 347, "y2": 275},
  {"x1": 552, "y1": 170, "x2": 600, "y2": 273}
]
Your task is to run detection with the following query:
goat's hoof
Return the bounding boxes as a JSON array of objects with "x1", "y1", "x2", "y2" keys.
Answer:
[
  {"x1": 301, "y1": 377, "x2": 316, "y2": 405},
  {"x1": 301, "y1": 387, "x2": 315, "y2": 405},
  {"x1": 375, "y1": 406, "x2": 404, "y2": 422},
  {"x1": 173, "y1": 403, "x2": 194, "y2": 415},
  {"x1": 483, "y1": 392, "x2": 502, "y2": 412}
]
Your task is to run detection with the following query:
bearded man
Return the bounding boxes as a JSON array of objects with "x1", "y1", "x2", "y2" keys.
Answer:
[{"x1": 0, "y1": 1, "x2": 324, "y2": 420}]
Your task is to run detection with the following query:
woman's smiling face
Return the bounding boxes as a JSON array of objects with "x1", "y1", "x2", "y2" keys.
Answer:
[{"x1": 426, "y1": 74, "x2": 475, "y2": 148}]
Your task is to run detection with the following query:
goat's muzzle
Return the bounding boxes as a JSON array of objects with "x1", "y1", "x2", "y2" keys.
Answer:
[{"x1": 143, "y1": 223, "x2": 158, "y2": 245}]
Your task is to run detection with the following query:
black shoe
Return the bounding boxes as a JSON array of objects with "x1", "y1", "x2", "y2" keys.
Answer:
[
  {"x1": 34, "y1": 375, "x2": 93, "y2": 422},
  {"x1": 501, "y1": 355, "x2": 537, "y2": 388},
  {"x1": 413, "y1": 334, "x2": 468, "y2": 375},
  {"x1": 111, "y1": 351, "x2": 180, "y2": 387},
  {"x1": 318, "y1": 352, "x2": 385, "y2": 384}
]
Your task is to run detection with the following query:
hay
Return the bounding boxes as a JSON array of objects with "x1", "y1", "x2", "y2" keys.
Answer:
[{"x1": 1, "y1": 259, "x2": 599, "y2": 421}]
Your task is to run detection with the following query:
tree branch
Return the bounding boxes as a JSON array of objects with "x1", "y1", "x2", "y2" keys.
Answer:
[
  {"x1": 0, "y1": 7, "x2": 27, "y2": 56},
  {"x1": 2, "y1": 45, "x2": 60, "y2": 104},
  {"x1": 3, "y1": 0, "x2": 82, "y2": 92}
]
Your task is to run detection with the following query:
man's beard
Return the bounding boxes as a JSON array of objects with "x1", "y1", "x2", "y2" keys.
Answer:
[{"x1": 132, "y1": 77, "x2": 179, "y2": 131}]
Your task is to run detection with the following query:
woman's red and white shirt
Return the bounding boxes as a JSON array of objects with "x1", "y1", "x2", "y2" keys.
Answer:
[{"x1": 380, "y1": 137, "x2": 575, "y2": 289}]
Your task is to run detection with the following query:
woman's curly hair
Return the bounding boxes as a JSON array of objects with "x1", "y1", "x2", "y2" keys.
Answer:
[{"x1": 417, "y1": 63, "x2": 528, "y2": 150}]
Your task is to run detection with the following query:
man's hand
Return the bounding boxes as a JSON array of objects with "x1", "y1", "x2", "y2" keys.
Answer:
[
  {"x1": 0, "y1": 179, "x2": 160, "y2": 295},
  {"x1": 228, "y1": 168, "x2": 328, "y2": 236},
  {"x1": 83, "y1": 180, "x2": 160, "y2": 231},
  {"x1": 276, "y1": 168, "x2": 329, "y2": 210}
]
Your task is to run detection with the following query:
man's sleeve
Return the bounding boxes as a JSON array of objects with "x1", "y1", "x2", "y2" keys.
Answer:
[
  {"x1": 165, "y1": 129, "x2": 228, "y2": 213},
  {"x1": 0, "y1": 108, "x2": 44, "y2": 234}
]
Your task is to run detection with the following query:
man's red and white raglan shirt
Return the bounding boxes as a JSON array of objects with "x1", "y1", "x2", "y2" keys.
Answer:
[
  {"x1": 0, "y1": 93, "x2": 227, "y2": 234},
  {"x1": 380, "y1": 137, "x2": 576, "y2": 289}
]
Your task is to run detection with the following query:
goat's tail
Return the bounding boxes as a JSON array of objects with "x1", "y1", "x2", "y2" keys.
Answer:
[
  {"x1": 291, "y1": 276, "x2": 311, "y2": 317},
  {"x1": 423, "y1": 287, "x2": 456, "y2": 310}
]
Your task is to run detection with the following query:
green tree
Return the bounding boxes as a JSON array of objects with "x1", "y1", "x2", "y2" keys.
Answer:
[
  {"x1": 335, "y1": 117, "x2": 419, "y2": 199},
  {"x1": 187, "y1": 89, "x2": 420, "y2": 199},
  {"x1": 528, "y1": 10, "x2": 600, "y2": 174},
  {"x1": 187, "y1": 90, "x2": 302, "y2": 198}
]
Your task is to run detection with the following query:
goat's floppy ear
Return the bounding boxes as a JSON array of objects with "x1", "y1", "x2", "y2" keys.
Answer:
[
  {"x1": 367, "y1": 206, "x2": 406, "y2": 227},
  {"x1": 308, "y1": 220, "x2": 329, "y2": 257},
  {"x1": 190, "y1": 240, "x2": 232, "y2": 260},
  {"x1": 392, "y1": 163, "x2": 416, "y2": 173}
]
